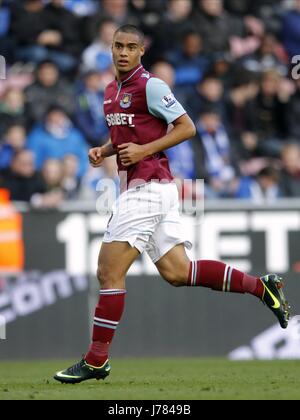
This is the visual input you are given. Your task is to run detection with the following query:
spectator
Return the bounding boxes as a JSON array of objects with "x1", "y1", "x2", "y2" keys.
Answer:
[
  {"x1": 31, "y1": 156, "x2": 80, "y2": 207},
  {"x1": 10, "y1": 0, "x2": 48, "y2": 63},
  {"x1": 282, "y1": 0, "x2": 300, "y2": 60},
  {"x1": 0, "y1": 88, "x2": 26, "y2": 136},
  {"x1": 192, "y1": 0, "x2": 243, "y2": 55},
  {"x1": 166, "y1": 30, "x2": 210, "y2": 88},
  {"x1": 195, "y1": 107, "x2": 238, "y2": 198},
  {"x1": 187, "y1": 74, "x2": 225, "y2": 122},
  {"x1": 27, "y1": 105, "x2": 88, "y2": 178},
  {"x1": 286, "y1": 78, "x2": 300, "y2": 140},
  {"x1": 279, "y1": 143, "x2": 300, "y2": 197},
  {"x1": 75, "y1": 70, "x2": 110, "y2": 147},
  {"x1": 41, "y1": 158, "x2": 64, "y2": 192},
  {"x1": 166, "y1": 141, "x2": 196, "y2": 181},
  {"x1": 84, "y1": 0, "x2": 137, "y2": 45},
  {"x1": 236, "y1": 166, "x2": 281, "y2": 202},
  {"x1": 0, "y1": 150, "x2": 45, "y2": 202},
  {"x1": 241, "y1": 33, "x2": 288, "y2": 76},
  {"x1": 0, "y1": 1, "x2": 11, "y2": 38},
  {"x1": 226, "y1": 77, "x2": 259, "y2": 158},
  {"x1": 11, "y1": 0, "x2": 80, "y2": 72},
  {"x1": 129, "y1": 0, "x2": 164, "y2": 31},
  {"x1": 150, "y1": 0, "x2": 194, "y2": 60},
  {"x1": 151, "y1": 60, "x2": 175, "y2": 87},
  {"x1": 81, "y1": 19, "x2": 117, "y2": 73},
  {"x1": 42, "y1": 0, "x2": 82, "y2": 72},
  {"x1": 62, "y1": 155, "x2": 81, "y2": 200},
  {"x1": 25, "y1": 60, "x2": 75, "y2": 125},
  {"x1": 33, "y1": 158, "x2": 65, "y2": 207},
  {"x1": 101, "y1": 0, "x2": 133, "y2": 25},
  {"x1": 0, "y1": 124, "x2": 27, "y2": 169},
  {"x1": 210, "y1": 52, "x2": 234, "y2": 90},
  {"x1": 0, "y1": 0, "x2": 14, "y2": 62},
  {"x1": 63, "y1": 0, "x2": 98, "y2": 17},
  {"x1": 252, "y1": 70, "x2": 288, "y2": 158}
]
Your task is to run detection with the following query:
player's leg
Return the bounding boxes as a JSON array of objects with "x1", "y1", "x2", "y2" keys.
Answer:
[
  {"x1": 54, "y1": 241, "x2": 140, "y2": 384},
  {"x1": 85, "y1": 241, "x2": 140, "y2": 366},
  {"x1": 155, "y1": 244, "x2": 190, "y2": 288},
  {"x1": 155, "y1": 245, "x2": 290, "y2": 329}
]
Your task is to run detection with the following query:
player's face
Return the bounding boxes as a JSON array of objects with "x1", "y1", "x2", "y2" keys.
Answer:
[{"x1": 112, "y1": 32, "x2": 145, "y2": 75}]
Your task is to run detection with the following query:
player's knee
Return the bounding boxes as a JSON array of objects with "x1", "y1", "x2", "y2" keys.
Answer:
[
  {"x1": 163, "y1": 271, "x2": 187, "y2": 288},
  {"x1": 97, "y1": 265, "x2": 119, "y2": 289}
]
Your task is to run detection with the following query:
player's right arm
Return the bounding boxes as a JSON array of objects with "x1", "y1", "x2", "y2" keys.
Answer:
[{"x1": 88, "y1": 139, "x2": 117, "y2": 168}]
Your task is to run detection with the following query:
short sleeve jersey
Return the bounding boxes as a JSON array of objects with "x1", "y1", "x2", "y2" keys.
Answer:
[{"x1": 103, "y1": 65, "x2": 186, "y2": 190}]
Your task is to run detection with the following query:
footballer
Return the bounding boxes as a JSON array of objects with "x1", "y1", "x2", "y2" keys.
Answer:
[{"x1": 54, "y1": 25, "x2": 290, "y2": 384}]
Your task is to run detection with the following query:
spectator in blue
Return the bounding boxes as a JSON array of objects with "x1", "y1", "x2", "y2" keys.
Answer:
[
  {"x1": 0, "y1": 1, "x2": 10, "y2": 38},
  {"x1": 282, "y1": 0, "x2": 300, "y2": 60},
  {"x1": 236, "y1": 167, "x2": 281, "y2": 202},
  {"x1": 27, "y1": 105, "x2": 88, "y2": 179},
  {"x1": 195, "y1": 106, "x2": 238, "y2": 198},
  {"x1": 63, "y1": 0, "x2": 98, "y2": 17},
  {"x1": 166, "y1": 141, "x2": 196, "y2": 181},
  {"x1": 75, "y1": 70, "x2": 110, "y2": 147},
  {"x1": 0, "y1": 0, "x2": 14, "y2": 62},
  {"x1": 0, "y1": 125, "x2": 27, "y2": 170},
  {"x1": 81, "y1": 18, "x2": 117, "y2": 73},
  {"x1": 166, "y1": 30, "x2": 210, "y2": 88}
]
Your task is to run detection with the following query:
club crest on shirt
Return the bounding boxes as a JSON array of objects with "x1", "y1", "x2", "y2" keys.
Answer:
[
  {"x1": 120, "y1": 93, "x2": 132, "y2": 109},
  {"x1": 162, "y1": 93, "x2": 176, "y2": 109}
]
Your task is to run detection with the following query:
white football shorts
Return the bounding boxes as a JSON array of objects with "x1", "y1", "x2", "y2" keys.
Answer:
[{"x1": 103, "y1": 182, "x2": 192, "y2": 263}]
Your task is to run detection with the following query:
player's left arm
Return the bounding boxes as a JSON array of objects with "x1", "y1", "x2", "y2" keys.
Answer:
[{"x1": 118, "y1": 78, "x2": 196, "y2": 167}]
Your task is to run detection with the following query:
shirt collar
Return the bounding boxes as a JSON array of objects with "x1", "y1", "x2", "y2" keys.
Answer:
[{"x1": 117, "y1": 64, "x2": 144, "y2": 84}]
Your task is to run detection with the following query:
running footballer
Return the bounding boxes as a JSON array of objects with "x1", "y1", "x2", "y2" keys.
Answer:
[{"x1": 54, "y1": 25, "x2": 291, "y2": 384}]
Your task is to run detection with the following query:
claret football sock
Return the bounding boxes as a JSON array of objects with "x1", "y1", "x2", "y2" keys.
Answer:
[
  {"x1": 188, "y1": 260, "x2": 264, "y2": 298},
  {"x1": 85, "y1": 289, "x2": 126, "y2": 367}
]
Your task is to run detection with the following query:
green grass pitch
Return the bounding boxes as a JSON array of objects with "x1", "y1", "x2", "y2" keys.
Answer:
[{"x1": 0, "y1": 358, "x2": 300, "y2": 400}]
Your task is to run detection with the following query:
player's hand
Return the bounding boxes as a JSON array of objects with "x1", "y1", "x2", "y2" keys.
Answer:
[
  {"x1": 89, "y1": 147, "x2": 105, "y2": 168},
  {"x1": 118, "y1": 143, "x2": 148, "y2": 167}
]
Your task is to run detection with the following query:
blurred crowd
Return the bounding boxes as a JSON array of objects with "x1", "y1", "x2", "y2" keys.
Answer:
[{"x1": 1, "y1": 0, "x2": 300, "y2": 207}]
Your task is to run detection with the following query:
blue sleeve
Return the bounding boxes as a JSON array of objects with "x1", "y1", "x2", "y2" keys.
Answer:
[
  {"x1": 146, "y1": 77, "x2": 186, "y2": 124},
  {"x1": 73, "y1": 131, "x2": 89, "y2": 178},
  {"x1": 26, "y1": 127, "x2": 45, "y2": 169}
]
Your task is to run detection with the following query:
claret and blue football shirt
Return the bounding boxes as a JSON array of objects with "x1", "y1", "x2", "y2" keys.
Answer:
[{"x1": 104, "y1": 65, "x2": 187, "y2": 189}]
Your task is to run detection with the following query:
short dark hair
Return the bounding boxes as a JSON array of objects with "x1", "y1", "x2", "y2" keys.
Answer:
[
  {"x1": 114, "y1": 25, "x2": 145, "y2": 44},
  {"x1": 37, "y1": 60, "x2": 57, "y2": 69},
  {"x1": 258, "y1": 167, "x2": 279, "y2": 182}
]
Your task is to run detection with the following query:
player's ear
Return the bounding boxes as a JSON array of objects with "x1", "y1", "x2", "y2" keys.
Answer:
[{"x1": 140, "y1": 46, "x2": 145, "y2": 57}]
